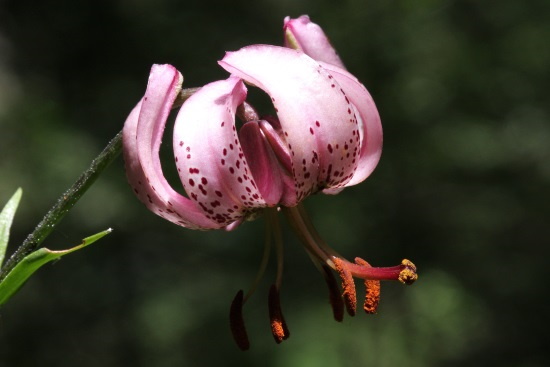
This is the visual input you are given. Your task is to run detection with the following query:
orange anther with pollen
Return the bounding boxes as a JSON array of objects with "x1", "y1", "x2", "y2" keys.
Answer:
[
  {"x1": 355, "y1": 257, "x2": 381, "y2": 314},
  {"x1": 268, "y1": 285, "x2": 290, "y2": 343},
  {"x1": 332, "y1": 257, "x2": 357, "y2": 316}
]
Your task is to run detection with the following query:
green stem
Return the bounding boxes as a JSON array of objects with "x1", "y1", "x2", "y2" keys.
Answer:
[
  {"x1": 0, "y1": 87, "x2": 202, "y2": 282},
  {"x1": 0, "y1": 131, "x2": 123, "y2": 281}
]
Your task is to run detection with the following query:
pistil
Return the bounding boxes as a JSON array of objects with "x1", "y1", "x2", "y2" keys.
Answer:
[
  {"x1": 335, "y1": 257, "x2": 418, "y2": 284},
  {"x1": 283, "y1": 203, "x2": 417, "y2": 322},
  {"x1": 283, "y1": 204, "x2": 418, "y2": 284}
]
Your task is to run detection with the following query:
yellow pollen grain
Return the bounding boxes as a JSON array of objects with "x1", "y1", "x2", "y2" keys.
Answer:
[
  {"x1": 398, "y1": 268, "x2": 418, "y2": 285},
  {"x1": 401, "y1": 259, "x2": 417, "y2": 272}
]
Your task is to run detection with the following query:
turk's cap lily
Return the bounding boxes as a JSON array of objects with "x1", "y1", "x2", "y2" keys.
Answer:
[
  {"x1": 122, "y1": 15, "x2": 416, "y2": 350},
  {"x1": 124, "y1": 43, "x2": 382, "y2": 229}
]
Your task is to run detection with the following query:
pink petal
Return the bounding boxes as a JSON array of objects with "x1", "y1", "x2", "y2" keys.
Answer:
[
  {"x1": 173, "y1": 77, "x2": 269, "y2": 226},
  {"x1": 122, "y1": 64, "x2": 219, "y2": 229},
  {"x1": 257, "y1": 119, "x2": 296, "y2": 207},
  {"x1": 239, "y1": 121, "x2": 284, "y2": 206},
  {"x1": 319, "y1": 62, "x2": 383, "y2": 188},
  {"x1": 283, "y1": 15, "x2": 345, "y2": 69},
  {"x1": 219, "y1": 45, "x2": 361, "y2": 204}
]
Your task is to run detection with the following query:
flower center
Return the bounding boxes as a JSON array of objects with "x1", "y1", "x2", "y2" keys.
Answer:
[{"x1": 229, "y1": 204, "x2": 417, "y2": 350}]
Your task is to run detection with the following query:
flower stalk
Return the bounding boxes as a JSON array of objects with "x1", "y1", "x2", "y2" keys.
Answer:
[{"x1": 0, "y1": 131, "x2": 122, "y2": 281}]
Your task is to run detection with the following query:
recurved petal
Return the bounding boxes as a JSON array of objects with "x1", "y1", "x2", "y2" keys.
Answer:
[
  {"x1": 319, "y1": 62, "x2": 382, "y2": 188},
  {"x1": 219, "y1": 45, "x2": 361, "y2": 204},
  {"x1": 173, "y1": 77, "x2": 268, "y2": 226},
  {"x1": 239, "y1": 121, "x2": 285, "y2": 206},
  {"x1": 122, "y1": 64, "x2": 219, "y2": 229},
  {"x1": 283, "y1": 15, "x2": 345, "y2": 69}
]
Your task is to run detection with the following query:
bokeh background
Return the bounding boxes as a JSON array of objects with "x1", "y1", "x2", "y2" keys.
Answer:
[{"x1": 1, "y1": 0, "x2": 549, "y2": 366}]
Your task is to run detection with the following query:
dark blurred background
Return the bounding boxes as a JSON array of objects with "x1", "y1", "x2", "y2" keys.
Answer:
[{"x1": 0, "y1": 0, "x2": 549, "y2": 366}]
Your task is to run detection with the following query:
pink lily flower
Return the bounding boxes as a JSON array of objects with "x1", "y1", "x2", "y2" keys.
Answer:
[{"x1": 122, "y1": 16, "x2": 417, "y2": 350}]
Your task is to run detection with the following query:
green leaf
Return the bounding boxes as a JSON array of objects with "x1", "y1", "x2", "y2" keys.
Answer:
[
  {"x1": 0, "y1": 228, "x2": 112, "y2": 306},
  {"x1": 0, "y1": 188, "x2": 23, "y2": 268}
]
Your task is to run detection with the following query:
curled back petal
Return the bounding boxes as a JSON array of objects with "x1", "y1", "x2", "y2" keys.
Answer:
[
  {"x1": 257, "y1": 119, "x2": 297, "y2": 207},
  {"x1": 219, "y1": 45, "x2": 361, "y2": 205},
  {"x1": 239, "y1": 121, "x2": 285, "y2": 206},
  {"x1": 173, "y1": 77, "x2": 271, "y2": 226},
  {"x1": 283, "y1": 15, "x2": 345, "y2": 69},
  {"x1": 122, "y1": 64, "x2": 219, "y2": 229},
  {"x1": 319, "y1": 63, "x2": 383, "y2": 188}
]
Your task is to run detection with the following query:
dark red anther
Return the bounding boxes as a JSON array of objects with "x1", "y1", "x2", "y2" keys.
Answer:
[
  {"x1": 268, "y1": 284, "x2": 290, "y2": 344},
  {"x1": 229, "y1": 290, "x2": 250, "y2": 351},
  {"x1": 322, "y1": 264, "x2": 344, "y2": 322}
]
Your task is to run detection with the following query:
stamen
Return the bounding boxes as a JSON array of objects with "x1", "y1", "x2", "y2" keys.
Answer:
[
  {"x1": 322, "y1": 264, "x2": 344, "y2": 322},
  {"x1": 236, "y1": 101, "x2": 260, "y2": 122},
  {"x1": 258, "y1": 119, "x2": 293, "y2": 173},
  {"x1": 268, "y1": 284, "x2": 290, "y2": 343},
  {"x1": 243, "y1": 212, "x2": 273, "y2": 302},
  {"x1": 229, "y1": 290, "x2": 250, "y2": 351},
  {"x1": 269, "y1": 209, "x2": 284, "y2": 289},
  {"x1": 173, "y1": 87, "x2": 200, "y2": 108},
  {"x1": 355, "y1": 257, "x2": 381, "y2": 314},
  {"x1": 332, "y1": 257, "x2": 357, "y2": 316}
]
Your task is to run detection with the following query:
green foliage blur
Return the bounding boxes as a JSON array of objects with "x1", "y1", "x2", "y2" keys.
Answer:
[{"x1": 1, "y1": 0, "x2": 549, "y2": 366}]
